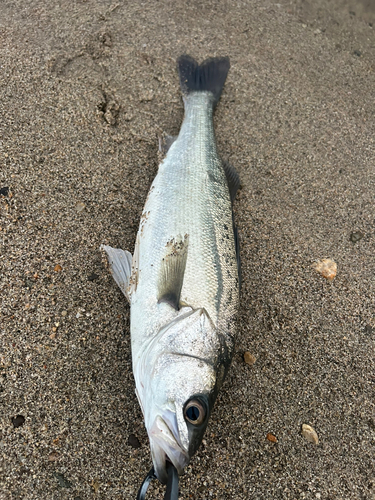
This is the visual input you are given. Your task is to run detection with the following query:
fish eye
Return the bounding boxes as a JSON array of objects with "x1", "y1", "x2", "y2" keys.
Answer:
[{"x1": 184, "y1": 399, "x2": 206, "y2": 425}]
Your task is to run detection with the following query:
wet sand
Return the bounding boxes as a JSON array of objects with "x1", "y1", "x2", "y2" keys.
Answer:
[{"x1": 1, "y1": 0, "x2": 374, "y2": 498}]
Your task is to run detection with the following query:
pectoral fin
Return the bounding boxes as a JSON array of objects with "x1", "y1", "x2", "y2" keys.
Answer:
[
  {"x1": 158, "y1": 235, "x2": 189, "y2": 310},
  {"x1": 101, "y1": 245, "x2": 133, "y2": 302}
]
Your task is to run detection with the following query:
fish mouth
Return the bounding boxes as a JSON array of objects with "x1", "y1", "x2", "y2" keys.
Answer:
[{"x1": 149, "y1": 415, "x2": 189, "y2": 484}]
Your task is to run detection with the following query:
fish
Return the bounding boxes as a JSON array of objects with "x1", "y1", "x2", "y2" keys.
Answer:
[{"x1": 102, "y1": 54, "x2": 240, "y2": 485}]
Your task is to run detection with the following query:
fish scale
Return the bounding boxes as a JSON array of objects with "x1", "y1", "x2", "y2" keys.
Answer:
[{"x1": 134, "y1": 93, "x2": 236, "y2": 332}]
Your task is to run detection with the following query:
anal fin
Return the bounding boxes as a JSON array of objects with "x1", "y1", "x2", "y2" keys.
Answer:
[{"x1": 158, "y1": 234, "x2": 189, "y2": 310}]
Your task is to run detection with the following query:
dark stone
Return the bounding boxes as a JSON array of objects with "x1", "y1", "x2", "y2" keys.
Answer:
[
  {"x1": 12, "y1": 415, "x2": 25, "y2": 428},
  {"x1": 53, "y1": 472, "x2": 72, "y2": 488},
  {"x1": 128, "y1": 433, "x2": 141, "y2": 449},
  {"x1": 87, "y1": 273, "x2": 99, "y2": 282},
  {"x1": 353, "y1": 50, "x2": 362, "y2": 57},
  {"x1": 364, "y1": 325, "x2": 373, "y2": 335},
  {"x1": 0, "y1": 186, "x2": 9, "y2": 196},
  {"x1": 350, "y1": 231, "x2": 364, "y2": 243}
]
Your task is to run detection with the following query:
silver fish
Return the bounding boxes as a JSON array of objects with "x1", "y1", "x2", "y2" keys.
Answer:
[{"x1": 102, "y1": 55, "x2": 240, "y2": 484}]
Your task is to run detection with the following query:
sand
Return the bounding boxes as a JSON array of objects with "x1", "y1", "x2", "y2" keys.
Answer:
[{"x1": 1, "y1": 0, "x2": 374, "y2": 498}]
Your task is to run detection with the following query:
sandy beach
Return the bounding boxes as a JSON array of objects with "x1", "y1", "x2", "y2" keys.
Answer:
[{"x1": 1, "y1": 0, "x2": 374, "y2": 498}]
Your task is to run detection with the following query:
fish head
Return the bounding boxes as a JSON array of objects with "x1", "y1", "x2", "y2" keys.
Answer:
[
  {"x1": 135, "y1": 307, "x2": 229, "y2": 484},
  {"x1": 146, "y1": 355, "x2": 216, "y2": 483}
]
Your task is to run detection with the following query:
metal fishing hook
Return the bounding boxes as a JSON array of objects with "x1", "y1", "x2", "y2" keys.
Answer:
[{"x1": 136, "y1": 462, "x2": 179, "y2": 500}]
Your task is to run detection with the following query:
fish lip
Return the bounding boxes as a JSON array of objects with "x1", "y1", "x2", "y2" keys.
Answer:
[{"x1": 149, "y1": 415, "x2": 189, "y2": 483}]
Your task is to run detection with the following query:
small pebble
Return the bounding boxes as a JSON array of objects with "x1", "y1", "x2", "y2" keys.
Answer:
[
  {"x1": 61, "y1": 310, "x2": 67, "y2": 317},
  {"x1": 314, "y1": 258, "x2": 337, "y2": 280},
  {"x1": 75, "y1": 202, "x2": 85, "y2": 213},
  {"x1": 99, "y1": 32, "x2": 112, "y2": 47},
  {"x1": 54, "y1": 264, "x2": 62, "y2": 272},
  {"x1": 48, "y1": 452, "x2": 59, "y2": 461},
  {"x1": 0, "y1": 186, "x2": 10, "y2": 197},
  {"x1": 266, "y1": 432, "x2": 278, "y2": 443},
  {"x1": 50, "y1": 333, "x2": 56, "y2": 339},
  {"x1": 301, "y1": 424, "x2": 319, "y2": 444},
  {"x1": 87, "y1": 273, "x2": 99, "y2": 282},
  {"x1": 243, "y1": 351, "x2": 256, "y2": 365},
  {"x1": 140, "y1": 91, "x2": 154, "y2": 102},
  {"x1": 104, "y1": 102, "x2": 120, "y2": 126},
  {"x1": 350, "y1": 231, "x2": 364, "y2": 243},
  {"x1": 91, "y1": 480, "x2": 100, "y2": 493}
]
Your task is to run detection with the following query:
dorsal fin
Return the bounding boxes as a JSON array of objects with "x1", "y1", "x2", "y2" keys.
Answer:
[
  {"x1": 234, "y1": 224, "x2": 241, "y2": 290},
  {"x1": 158, "y1": 133, "x2": 178, "y2": 155},
  {"x1": 158, "y1": 235, "x2": 189, "y2": 310}
]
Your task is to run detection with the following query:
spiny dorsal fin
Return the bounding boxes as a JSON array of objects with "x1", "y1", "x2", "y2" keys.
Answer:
[
  {"x1": 158, "y1": 234, "x2": 189, "y2": 310},
  {"x1": 158, "y1": 133, "x2": 178, "y2": 155}
]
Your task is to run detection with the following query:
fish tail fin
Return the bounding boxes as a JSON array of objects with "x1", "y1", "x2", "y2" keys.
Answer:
[{"x1": 177, "y1": 55, "x2": 230, "y2": 107}]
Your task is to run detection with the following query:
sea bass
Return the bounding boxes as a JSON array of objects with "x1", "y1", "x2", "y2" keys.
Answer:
[{"x1": 102, "y1": 55, "x2": 240, "y2": 484}]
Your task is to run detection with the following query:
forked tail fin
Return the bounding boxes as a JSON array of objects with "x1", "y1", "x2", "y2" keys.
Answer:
[{"x1": 177, "y1": 55, "x2": 230, "y2": 107}]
